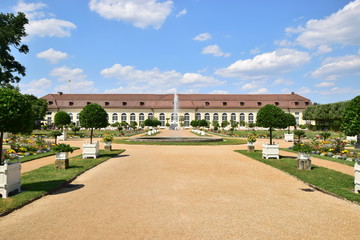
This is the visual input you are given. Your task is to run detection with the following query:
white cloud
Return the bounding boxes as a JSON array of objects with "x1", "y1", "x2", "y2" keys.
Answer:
[
  {"x1": 209, "y1": 90, "x2": 229, "y2": 94},
  {"x1": 216, "y1": 48, "x2": 311, "y2": 78},
  {"x1": 202, "y1": 44, "x2": 231, "y2": 57},
  {"x1": 176, "y1": 9, "x2": 187, "y2": 18},
  {"x1": 36, "y1": 48, "x2": 68, "y2": 64},
  {"x1": 250, "y1": 47, "x2": 261, "y2": 55},
  {"x1": 249, "y1": 88, "x2": 269, "y2": 94},
  {"x1": 319, "y1": 87, "x2": 360, "y2": 95},
  {"x1": 295, "y1": 0, "x2": 360, "y2": 48},
  {"x1": 241, "y1": 80, "x2": 266, "y2": 90},
  {"x1": 315, "y1": 45, "x2": 333, "y2": 55},
  {"x1": 89, "y1": 0, "x2": 173, "y2": 29},
  {"x1": 12, "y1": 1, "x2": 47, "y2": 20},
  {"x1": 296, "y1": 87, "x2": 314, "y2": 95},
  {"x1": 315, "y1": 82, "x2": 336, "y2": 88},
  {"x1": 101, "y1": 63, "x2": 224, "y2": 93},
  {"x1": 274, "y1": 39, "x2": 294, "y2": 47},
  {"x1": 311, "y1": 54, "x2": 360, "y2": 80},
  {"x1": 193, "y1": 33, "x2": 212, "y2": 41},
  {"x1": 50, "y1": 66, "x2": 86, "y2": 82},
  {"x1": 273, "y1": 78, "x2": 294, "y2": 85},
  {"x1": 20, "y1": 78, "x2": 52, "y2": 96}
]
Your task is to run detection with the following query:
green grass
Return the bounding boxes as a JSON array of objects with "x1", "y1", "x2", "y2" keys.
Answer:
[
  {"x1": 280, "y1": 148, "x2": 355, "y2": 167},
  {"x1": 0, "y1": 149, "x2": 125, "y2": 215},
  {"x1": 236, "y1": 150, "x2": 360, "y2": 204},
  {"x1": 11, "y1": 147, "x2": 80, "y2": 164},
  {"x1": 113, "y1": 137, "x2": 247, "y2": 145}
]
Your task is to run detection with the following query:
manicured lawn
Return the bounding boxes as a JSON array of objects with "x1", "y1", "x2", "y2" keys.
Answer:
[
  {"x1": 10, "y1": 147, "x2": 80, "y2": 164},
  {"x1": 281, "y1": 148, "x2": 355, "y2": 167},
  {"x1": 113, "y1": 137, "x2": 247, "y2": 145},
  {"x1": 0, "y1": 149, "x2": 125, "y2": 215},
  {"x1": 236, "y1": 150, "x2": 360, "y2": 204}
]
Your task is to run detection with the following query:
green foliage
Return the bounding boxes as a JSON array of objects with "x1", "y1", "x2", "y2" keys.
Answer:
[
  {"x1": 23, "y1": 94, "x2": 48, "y2": 121},
  {"x1": 292, "y1": 143, "x2": 313, "y2": 153},
  {"x1": 130, "y1": 121, "x2": 138, "y2": 129},
  {"x1": 0, "y1": 12, "x2": 29, "y2": 85},
  {"x1": 199, "y1": 119, "x2": 209, "y2": 128},
  {"x1": 54, "y1": 111, "x2": 71, "y2": 130},
  {"x1": 221, "y1": 120, "x2": 230, "y2": 128},
  {"x1": 52, "y1": 143, "x2": 73, "y2": 153},
  {"x1": 294, "y1": 130, "x2": 306, "y2": 142},
  {"x1": 319, "y1": 131, "x2": 331, "y2": 141},
  {"x1": 143, "y1": 118, "x2": 160, "y2": 127},
  {"x1": 79, "y1": 103, "x2": 108, "y2": 143},
  {"x1": 341, "y1": 96, "x2": 360, "y2": 137},
  {"x1": 102, "y1": 134, "x2": 114, "y2": 142},
  {"x1": 247, "y1": 134, "x2": 257, "y2": 143},
  {"x1": 190, "y1": 120, "x2": 199, "y2": 127},
  {"x1": 71, "y1": 125, "x2": 80, "y2": 135}
]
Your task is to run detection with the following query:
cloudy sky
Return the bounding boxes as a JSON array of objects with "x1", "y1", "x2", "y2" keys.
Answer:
[{"x1": 1, "y1": 0, "x2": 360, "y2": 103}]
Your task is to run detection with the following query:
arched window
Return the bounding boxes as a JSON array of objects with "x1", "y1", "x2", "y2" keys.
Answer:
[
  {"x1": 171, "y1": 113, "x2": 178, "y2": 122},
  {"x1": 121, "y1": 113, "x2": 127, "y2": 123},
  {"x1": 184, "y1": 113, "x2": 190, "y2": 127},
  {"x1": 159, "y1": 113, "x2": 165, "y2": 126},
  {"x1": 231, "y1": 113, "x2": 236, "y2": 122},
  {"x1": 112, "y1": 113, "x2": 118, "y2": 123},
  {"x1": 240, "y1": 113, "x2": 245, "y2": 126},
  {"x1": 68, "y1": 113, "x2": 73, "y2": 122},
  {"x1": 195, "y1": 113, "x2": 201, "y2": 120},
  {"x1": 222, "y1": 113, "x2": 228, "y2": 122},
  {"x1": 204, "y1": 113, "x2": 210, "y2": 121},
  {"x1": 139, "y1": 113, "x2": 145, "y2": 125},
  {"x1": 130, "y1": 113, "x2": 136, "y2": 124},
  {"x1": 148, "y1": 113, "x2": 154, "y2": 120},
  {"x1": 248, "y1": 113, "x2": 254, "y2": 124},
  {"x1": 213, "y1": 113, "x2": 219, "y2": 122}
]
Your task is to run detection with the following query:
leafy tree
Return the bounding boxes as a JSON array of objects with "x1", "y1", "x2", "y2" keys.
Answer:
[
  {"x1": 54, "y1": 111, "x2": 71, "y2": 131},
  {"x1": 0, "y1": 12, "x2": 29, "y2": 85},
  {"x1": 341, "y1": 95, "x2": 360, "y2": 148},
  {"x1": 0, "y1": 88, "x2": 33, "y2": 163},
  {"x1": 143, "y1": 118, "x2": 160, "y2": 127},
  {"x1": 50, "y1": 130, "x2": 62, "y2": 145},
  {"x1": 221, "y1": 120, "x2": 230, "y2": 128},
  {"x1": 284, "y1": 113, "x2": 296, "y2": 134},
  {"x1": 256, "y1": 104, "x2": 287, "y2": 145},
  {"x1": 199, "y1": 119, "x2": 209, "y2": 128},
  {"x1": 294, "y1": 130, "x2": 306, "y2": 143},
  {"x1": 319, "y1": 132, "x2": 331, "y2": 141},
  {"x1": 131, "y1": 121, "x2": 138, "y2": 129},
  {"x1": 230, "y1": 120, "x2": 238, "y2": 129},
  {"x1": 79, "y1": 103, "x2": 109, "y2": 143},
  {"x1": 190, "y1": 120, "x2": 199, "y2": 128},
  {"x1": 24, "y1": 94, "x2": 47, "y2": 121},
  {"x1": 212, "y1": 120, "x2": 219, "y2": 131},
  {"x1": 71, "y1": 125, "x2": 80, "y2": 136}
]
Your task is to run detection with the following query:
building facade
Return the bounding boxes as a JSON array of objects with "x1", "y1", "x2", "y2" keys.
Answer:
[{"x1": 41, "y1": 92, "x2": 312, "y2": 128}]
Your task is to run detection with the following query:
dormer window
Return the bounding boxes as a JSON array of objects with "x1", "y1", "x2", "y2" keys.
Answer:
[
  {"x1": 105, "y1": 102, "x2": 109, "y2": 106},
  {"x1": 122, "y1": 102, "x2": 127, "y2": 106},
  {"x1": 223, "y1": 102, "x2": 227, "y2": 106},
  {"x1": 240, "y1": 102, "x2": 245, "y2": 106},
  {"x1": 275, "y1": 102, "x2": 279, "y2": 106},
  {"x1": 294, "y1": 102, "x2": 299, "y2": 106},
  {"x1": 140, "y1": 102, "x2": 145, "y2": 106},
  {"x1": 87, "y1": 102, "x2": 91, "y2": 105},
  {"x1": 257, "y1": 102, "x2": 262, "y2": 106},
  {"x1": 69, "y1": 102, "x2": 74, "y2": 106},
  {"x1": 205, "y1": 102, "x2": 210, "y2": 106},
  {"x1": 305, "y1": 102, "x2": 310, "y2": 106},
  {"x1": 48, "y1": 101, "x2": 53, "y2": 105}
]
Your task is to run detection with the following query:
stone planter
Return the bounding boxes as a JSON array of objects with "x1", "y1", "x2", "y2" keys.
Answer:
[
  {"x1": 247, "y1": 142, "x2": 255, "y2": 152},
  {"x1": 82, "y1": 141, "x2": 99, "y2": 159},
  {"x1": 284, "y1": 134, "x2": 294, "y2": 142},
  {"x1": 55, "y1": 152, "x2": 69, "y2": 170},
  {"x1": 297, "y1": 152, "x2": 311, "y2": 170},
  {"x1": 0, "y1": 160, "x2": 21, "y2": 198},
  {"x1": 262, "y1": 144, "x2": 279, "y2": 159},
  {"x1": 355, "y1": 162, "x2": 360, "y2": 194},
  {"x1": 104, "y1": 142, "x2": 112, "y2": 151}
]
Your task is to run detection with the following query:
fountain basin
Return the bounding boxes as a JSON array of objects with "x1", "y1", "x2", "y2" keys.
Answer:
[{"x1": 129, "y1": 136, "x2": 223, "y2": 143}]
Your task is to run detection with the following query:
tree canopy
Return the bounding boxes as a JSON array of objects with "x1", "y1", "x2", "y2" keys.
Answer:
[
  {"x1": 54, "y1": 111, "x2": 71, "y2": 130},
  {"x1": 0, "y1": 12, "x2": 29, "y2": 85},
  {"x1": 341, "y1": 95, "x2": 360, "y2": 148},
  {"x1": 284, "y1": 113, "x2": 296, "y2": 134},
  {"x1": 24, "y1": 94, "x2": 48, "y2": 121},
  {"x1": 79, "y1": 103, "x2": 108, "y2": 143}
]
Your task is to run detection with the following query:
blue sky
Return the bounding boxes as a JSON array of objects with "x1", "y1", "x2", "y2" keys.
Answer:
[{"x1": 1, "y1": 0, "x2": 360, "y2": 104}]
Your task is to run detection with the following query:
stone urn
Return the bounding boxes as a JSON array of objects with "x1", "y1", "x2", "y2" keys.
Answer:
[
  {"x1": 262, "y1": 144, "x2": 279, "y2": 159},
  {"x1": 355, "y1": 162, "x2": 360, "y2": 194},
  {"x1": 0, "y1": 159, "x2": 21, "y2": 198},
  {"x1": 247, "y1": 142, "x2": 255, "y2": 152},
  {"x1": 297, "y1": 152, "x2": 311, "y2": 170},
  {"x1": 55, "y1": 152, "x2": 69, "y2": 170},
  {"x1": 104, "y1": 142, "x2": 112, "y2": 151}
]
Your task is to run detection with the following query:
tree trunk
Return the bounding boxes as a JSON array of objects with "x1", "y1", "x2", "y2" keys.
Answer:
[
  {"x1": 269, "y1": 127, "x2": 273, "y2": 145},
  {"x1": 356, "y1": 134, "x2": 360, "y2": 149},
  {"x1": 90, "y1": 128, "x2": 93, "y2": 144},
  {"x1": 0, "y1": 132, "x2": 3, "y2": 164},
  {"x1": 287, "y1": 126, "x2": 290, "y2": 134},
  {"x1": 55, "y1": 136, "x2": 57, "y2": 145}
]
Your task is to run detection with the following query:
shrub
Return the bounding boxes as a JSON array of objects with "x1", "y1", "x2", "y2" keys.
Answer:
[{"x1": 52, "y1": 143, "x2": 73, "y2": 153}]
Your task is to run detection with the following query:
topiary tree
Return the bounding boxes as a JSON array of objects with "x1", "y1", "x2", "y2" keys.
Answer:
[
  {"x1": 256, "y1": 104, "x2": 287, "y2": 145},
  {"x1": 319, "y1": 131, "x2": 331, "y2": 141},
  {"x1": 294, "y1": 130, "x2": 306, "y2": 143},
  {"x1": 79, "y1": 103, "x2": 109, "y2": 144},
  {"x1": 341, "y1": 95, "x2": 360, "y2": 148},
  {"x1": 199, "y1": 119, "x2": 209, "y2": 128},
  {"x1": 54, "y1": 111, "x2": 71, "y2": 131},
  {"x1": 0, "y1": 88, "x2": 34, "y2": 163},
  {"x1": 190, "y1": 120, "x2": 199, "y2": 128},
  {"x1": 50, "y1": 130, "x2": 62, "y2": 145},
  {"x1": 221, "y1": 120, "x2": 230, "y2": 129},
  {"x1": 284, "y1": 113, "x2": 297, "y2": 134}
]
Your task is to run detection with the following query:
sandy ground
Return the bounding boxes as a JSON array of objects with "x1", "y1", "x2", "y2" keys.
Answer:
[{"x1": 1, "y1": 130, "x2": 360, "y2": 239}]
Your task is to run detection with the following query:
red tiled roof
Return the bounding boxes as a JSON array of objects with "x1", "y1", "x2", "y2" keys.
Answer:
[{"x1": 41, "y1": 93, "x2": 312, "y2": 110}]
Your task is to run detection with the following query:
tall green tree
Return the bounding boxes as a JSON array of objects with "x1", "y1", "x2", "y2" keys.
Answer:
[
  {"x1": 54, "y1": 111, "x2": 71, "y2": 131},
  {"x1": 341, "y1": 96, "x2": 360, "y2": 148},
  {"x1": 284, "y1": 113, "x2": 296, "y2": 134},
  {"x1": 0, "y1": 12, "x2": 29, "y2": 85},
  {"x1": 79, "y1": 103, "x2": 108, "y2": 144},
  {"x1": 256, "y1": 104, "x2": 287, "y2": 145},
  {"x1": 0, "y1": 88, "x2": 33, "y2": 163},
  {"x1": 24, "y1": 94, "x2": 48, "y2": 121}
]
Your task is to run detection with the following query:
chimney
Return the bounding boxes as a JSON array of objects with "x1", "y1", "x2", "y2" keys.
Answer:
[
  {"x1": 58, "y1": 91, "x2": 63, "y2": 95},
  {"x1": 291, "y1": 92, "x2": 294, "y2": 95}
]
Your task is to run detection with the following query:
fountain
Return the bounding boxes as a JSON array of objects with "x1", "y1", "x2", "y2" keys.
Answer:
[{"x1": 129, "y1": 91, "x2": 223, "y2": 143}]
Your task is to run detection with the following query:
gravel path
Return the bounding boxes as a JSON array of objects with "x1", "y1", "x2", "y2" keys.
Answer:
[{"x1": 1, "y1": 131, "x2": 360, "y2": 239}]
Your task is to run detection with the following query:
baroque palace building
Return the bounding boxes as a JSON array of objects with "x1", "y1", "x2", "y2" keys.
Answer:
[{"x1": 41, "y1": 92, "x2": 312, "y2": 128}]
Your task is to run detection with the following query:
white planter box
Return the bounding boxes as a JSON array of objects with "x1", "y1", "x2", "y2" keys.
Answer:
[
  {"x1": 56, "y1": 152, "x2": 69, "y2": 160},
  {"x1": 82, "y1": 141, "x2": 99, "y2": 159},
  {"x1": 55, "y1": 152, "x2": 69, "y2": 169},
  {"x1": 262, "y1": 144, "x2": 279, "y2": 159},
  {"x1": 347, "y1": 136, "x2": 357, "y2": 142},
  {"x1": 355, "y1": 163, "x2": 360, "y2": 194},
  {"x1": 0, "y1": 160, "x2": 21, "y2": 198},
  {"x1": 284, "y1": 134, "x2": 294, "y2": 142}
]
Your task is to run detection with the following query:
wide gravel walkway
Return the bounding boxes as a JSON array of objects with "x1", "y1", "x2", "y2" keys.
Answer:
[{"x1": 1, "y1": 130, "x2": 360, "y2": 239}]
